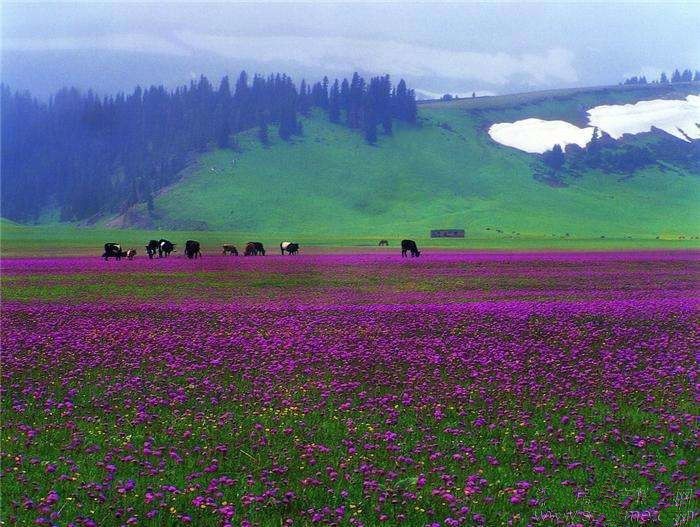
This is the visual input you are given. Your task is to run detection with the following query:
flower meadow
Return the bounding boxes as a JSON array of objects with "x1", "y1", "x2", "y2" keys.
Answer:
[{"x1": 1, "y1": 251, "x2": 698, "y2": 526}]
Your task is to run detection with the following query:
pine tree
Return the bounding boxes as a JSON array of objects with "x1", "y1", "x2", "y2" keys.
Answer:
[
  {"x1": 218, "y1": 75, "x2": 231, "y2": 100},
  {"x1": 695, "y1": 71, "x2": 700, "y2": 82},
  {"x1": 328, "y1": 79, "x2": 341, "y2": 123},
  {"x1": 405, "y1": 88, "x2": 417, "y2": 124},
  {"x1": 659, "y1": 72, "x2": 669, "y2": 84},
  {"x1": 391, "y1": 79, "x2": 416, "y2": 123},
  {"x1": 339, "y1": 78, "x2": 350, "y2": 111},
  {"x1": 671, "y1": 69, "x2": 682, "y2": 83},
  {"x1": 348, "y1": 73, "x2": 365, "y2": 128},
  {"x1": 234, "y1": 71, "x2": 252, "y2": 129},
  {"x1": 217, "y1": 120, "x2": 231, "y2": 148},
  {"x1": 363, "y1": 80, "x2": 378, "y2": 144},
  {"x1": 321, "y1": 76, "x2": 329, "y2": 109},
  {"x1": 543, "y1": 144, "x2": 565, "y2": 171},
  {"x1": 278, "y1": 93, "x2": 298, "y2": 141},
  {"x1": 378, "y1": 75, "x2": 392, "y2": 135},
  {"x1": 364, "y1": 112, "x2": 377, "y2": 144},
  {"x1": 394, "y1": 79, "x2": 408, "y2": 120},
  {"x1": 0, "y1": 70, "x2": 420, "y2": 221},
  {"x1": 298, "y1": 79, "x2": 311, "y2": 116},
  {"x1": 258, "y1": 114, "x2": 269, "y2": 145}
]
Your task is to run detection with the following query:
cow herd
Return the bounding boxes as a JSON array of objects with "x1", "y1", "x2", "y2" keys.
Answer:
[
  {"x1": 102, "y1": 243, "x2": 136, "y2": 260},
  {"x1": 102, "y1": 239, "x2": 421, "y2": 260},
  {"x1": 145, "y1": 239, "x2": 176, "y2": 259}
]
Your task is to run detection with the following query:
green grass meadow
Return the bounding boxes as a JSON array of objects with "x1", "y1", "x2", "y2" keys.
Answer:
[
  {"x1": 3, "y1": 83, "x2": 699, "y2": 251},
  {"x1": 2, "y1": 219, "x2": 698, "y2": 257},
  {"x1": 147, "y1": 110, "x2": 699, "y2": 240}
]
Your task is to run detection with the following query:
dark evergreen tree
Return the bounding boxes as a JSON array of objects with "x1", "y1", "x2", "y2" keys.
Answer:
[
  {"x1": 0, "y1": 70, "x2": 420, "y2": 221},
  {"x1": 405, "y1": 88, "x2": 418, "y2": 124},
  {"x1": 347, "y1": 72, "x2": 365, "y2": 128},
  {"x1": 234, "y1": 71, "x2": 253, "y2": 129},
  {"x1": 321, "y1": 76, "x2": 329, "y2": 109},
  {"x1": 217, "y1": 119, "x2": 231, "y2": 148},
  {"x1": 278, "y1": 97, "x2": 298, "y2": 141},
  {"x1": 298, "y1": 79, "x2": 311, "y2": 116},
  {"x1": 391, "y1": 79, "x2": 417, "y2": 123},
  {"x1": 257, "y1": 114, "x2": 269, "y2": 146},
  {"x1": 363, "y1": 110, "x2": 378, "y2": 144},
  {"x1": 659, "y1": 72, "x2": 669, "y2": 84},
  {"x1": 339, "y1": 78, "x2": 350, "y2": 113},
  {"x1": 542, "y1": 144, "x2": 565, "y2": 171},
  {"x1": 310, "y1": 79, "x2": 329, "y2": 109},
  {"x1": 328, "y1": 79, "x2": 341, "y2": 123},
  {"x1": 377, "y1": 75, "x2": 392, "y2": 135}
]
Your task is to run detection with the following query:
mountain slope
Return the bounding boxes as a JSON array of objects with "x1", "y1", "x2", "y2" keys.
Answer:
[{"x1": 115, "y1": 83, "x2": 699, "y2": 238}]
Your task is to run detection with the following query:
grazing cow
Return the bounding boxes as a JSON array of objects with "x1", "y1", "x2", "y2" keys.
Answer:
[
  {"x1": 244, "y1": 241, "x2": 265, "y2": 256},
  {"x1": 126, "y1": 249, "x2": 137, "y2": 260},
  {"x1": 158, "y1": 239, "x2": 176, "y2": 258},
  {"x1": 401, "y1": 239, "x2": 421, "y2": 257},
  {"x1": 378, "y1": 239, "x2": 389, "y2": 246},
  {"x1": 280, "y1": 241, "x2": 299, "y2": 255},
  {"x1": 103, "y1": 243, "x2": 126, "y2": 260},
  {"x1": 185, "y1": 240, "x2": 202, "y2": 259},
  {"x1": 222, "y1": 244, "x2": 238, "y2": 256},
  {"x1": 146, "y1": 239, "x2": 159, "y2": 259}
]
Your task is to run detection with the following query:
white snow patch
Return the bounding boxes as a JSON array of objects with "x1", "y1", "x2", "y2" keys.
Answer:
[
  {"x1": 488, "y1": 119, "x2": 594, "y2": 154},
  {"x1": 488, "y1": 95, "x2": 700, "y2": 153},
  {"x1": 587, "y1": 95, "x2": 700, "y2": 141}
]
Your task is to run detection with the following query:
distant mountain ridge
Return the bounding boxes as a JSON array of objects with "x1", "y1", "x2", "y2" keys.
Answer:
[
  {"x1": 3, "y1": 80, "x2": 699, "y2": 238},
  {"x1": 104, "y1": 82, "x2": 699, "y2": 239}
]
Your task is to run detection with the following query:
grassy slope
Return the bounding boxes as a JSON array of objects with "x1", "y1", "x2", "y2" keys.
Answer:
[
  {"x1": 148, "y1": 84, "x2": 700, "y2": 239},
  {"x1": 3, "y1": 84, "x2": 699, "y2": 254},
  {"x1": 6, "y1": 218, "x2": 699, "y2": 257}
]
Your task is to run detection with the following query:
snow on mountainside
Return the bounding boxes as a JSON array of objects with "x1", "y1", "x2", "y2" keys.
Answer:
[
  {"x1": 488, "y1": 95, "x2": 700, "y2": 153},
  {"x1": 488, "y1": 119, "x2": 594, "y2": 154}
]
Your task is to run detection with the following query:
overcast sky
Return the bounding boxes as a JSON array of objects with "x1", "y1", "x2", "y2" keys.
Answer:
[{"x1": 2, "y1": 1, "x2": 699, "y2": 98}]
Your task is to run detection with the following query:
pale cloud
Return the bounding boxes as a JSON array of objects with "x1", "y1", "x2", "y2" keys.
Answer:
[
  {"x1": 176, "y1": 32, "x2": 578, "y2": 86},
  {"x1": 4, "y1": 31, "x2": 578, "y2": 87},
  {"x1": 2, "y1": 33, "x2": 190, "y2": 56}
]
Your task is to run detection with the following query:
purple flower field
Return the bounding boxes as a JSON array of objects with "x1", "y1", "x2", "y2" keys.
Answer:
[{"x1": 1, "y1": 251, "x2": 698, "y2": 526}]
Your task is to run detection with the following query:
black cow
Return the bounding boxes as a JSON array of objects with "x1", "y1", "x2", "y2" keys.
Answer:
[
  {"x1": 126, "y1": 249, "x2": 137, "y2": 260},
  {"x1": 401, "y1": 239, "x2": 421, "y2": 257},
  {"x1": 222, "y1": 244, "x2": 238, "y2": 256},
  {"x1": 158, "y1": 239, "x2": 176, "y2": 258},
  {"x1": 244, "y1": 242, "x2": 265, "y2": 256},
  {"x1": 280, "y1": 241, "x2": 299, "y2": 255},
  {"x1": 378, "y1": 239, "x2": 389, "y2": 246},
  {"x1": 146, "y1": 240, "x2": 159, "y2": 259},
  {"x1": 103, "y1": 243, "x2": 126, "y2": 260},
  {"x1": 185, "y1": 240, "x2": 202, "y2": 259}
]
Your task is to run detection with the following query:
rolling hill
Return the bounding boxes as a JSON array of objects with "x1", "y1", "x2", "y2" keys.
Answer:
[{"x1": 105, "y1": 82, "x2": 699, "y2": 240}]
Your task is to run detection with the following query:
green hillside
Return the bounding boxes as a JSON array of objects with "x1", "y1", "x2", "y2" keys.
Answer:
[{"x1": 111, "y1": 83, "x2": 699, "y2": 240}]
